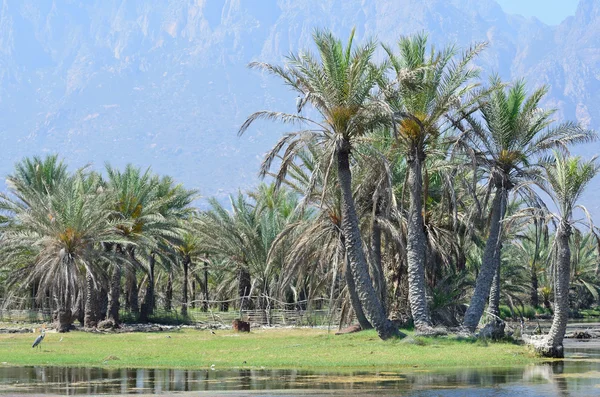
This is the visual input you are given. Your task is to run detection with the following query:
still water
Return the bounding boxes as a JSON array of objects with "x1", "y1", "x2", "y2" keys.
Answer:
[{"x1": 1, "y1": 341, "x2": 600, "y2": 396}]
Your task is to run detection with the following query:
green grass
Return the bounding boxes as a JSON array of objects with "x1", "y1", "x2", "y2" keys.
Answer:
[
  {"x1": 579, "y1": 308, "x2": 600, "y2": 318},
  {"x1": 498, "y1": 305, "x2": 550, "y2": 320},
  {"x1": 0, "y1": 328, "x2": 541, "y2": 371}
]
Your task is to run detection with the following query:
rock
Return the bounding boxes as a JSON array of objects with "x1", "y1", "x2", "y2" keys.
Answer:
[
  {"x1": 478, "y1": 320, "x2": 505, "y2": 340},
  {"x1": 0, "y1": 328, "x2": 34, "y2": 334},
  {"x1": 567, "y1": 330, "x2": 592, "y2": 339},
  {"x1": 232, "y1": 319, "x2": 250, "y2": 332},
  {"x1": 414, "y1": 325, "x2": 448, "y2": 337},
  {"x1": 98, "y1": 319, "x2": 118, "y2": 330},
  {"x1": 335, "y1": 324, "x2": 362, "y2": 335}
]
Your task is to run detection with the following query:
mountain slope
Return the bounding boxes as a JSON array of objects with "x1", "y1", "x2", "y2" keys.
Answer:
[{"x1": 0, "y1": 0, "x2": 598, "y2": 212}]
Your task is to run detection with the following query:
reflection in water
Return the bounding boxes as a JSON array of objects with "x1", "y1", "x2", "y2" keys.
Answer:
[{"x1": 1, "y1": 343, "x2": 600, "y2": 396}]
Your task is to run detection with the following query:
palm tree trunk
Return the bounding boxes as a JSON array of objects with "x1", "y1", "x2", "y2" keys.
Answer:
[
  {"x1": 106, "y1": 264, "x2": 121, "y2": 325},
  {"x1": 181, "y1": 255, "x2": 189, "y2": 316},
  {"x1": 74, "y1": 290, "x2": 84, "y2": 325},
  {"x1": 464, "y1": 187, "x2": 508, "y2": 331},
  {"x1": 191, "y1": 261, "x2": 196, "y2": 309},
  {"x1": 55, "y1": 293, "x2": 73, "y2": 333},
  {"x1": 56, "y1": 307, "x2": 73, "y2": 333},
  {"x1": 140, "y1": 253, "x2": 156, "y2": 323},
  {"x1": 126, "y1": 248, "x2": 139, "y2": 315},
  {"x1": 165, "y1": 272, "x2": 173, "y2": 312},
  {"x1": 238, "y1": 266, "x2": 252, "y2": 310},
  {"x1": 340, "y1": 233, "x2": 371, "y2": 329},
  {"x1": 343, "y1": 244, "x2": 372, "y2": 330},
  {"x1": 406, "y1": 152, "x2": 432, "y2": 330},
  {"x1": 345, "y1": 269, "x2": 372, "y2": 329},
  {"x1": 125, "y1": 268, "x2": 139, "y2": 315},
  {"x1": 336, "y1": 142, "x2": 400, "y2": 340},
  {"x1": 488, "y1": 256, "x2": 501, "y2": 320},
  {"x1": 203, "y1": 262, "x2": 209, "y2": 312},
  {"x1": 371, "y1": 219, "x2": 387, "y2": 314},
  {"x1": 531, "y1": 264, "x2": 539, "y2": 307},
  {"x1": 84, "y1": 272, "x2": 100, "y2": 328},
  {"x1": 537, "y1": 222, "x2": 571, "y2": 358},
  {"x1": 486, "y1": 255, "x2": 505, "y2": 338}
]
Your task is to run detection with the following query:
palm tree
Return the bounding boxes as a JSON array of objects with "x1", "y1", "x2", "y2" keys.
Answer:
[
  {"x1": 176, "y1": 229, "x2": 204, "y2": 316},
  {"x1": 569, "y1": 232, "x2": 600, "y2": 311},
  {"x1": 3, "y1": 155, "x2": 69, "y2": 311},
  {"x1": 8, "y1": 155, "x2": 68, "y2": 197},
  {"x1": 535, "y1": 153, "x2": 598, "y2": 358},
  {"x1": 138, "y1": 176, "x2": 196, "y2": 322},
  {"x1": 239, "y1": 28, "x2": 398, "y2": 339},
  {"x1": 382, "y1": 34, "x2": 486, "y2": 331},
  {"x1": 0, "y1": 172, "x2": 127, "y2": 332},
  {"x1": 459, "y1": 79, "x2": 595, "y2": 332},
  {"x1": 275, "y1": 145, "x2": 374, "y2": 329},
  {"x1": 104, "y1": 165, "x2": 186, "y2": 323},
  {"x1": 197, "y1": 194, "x2": 259, "y2": 311}
]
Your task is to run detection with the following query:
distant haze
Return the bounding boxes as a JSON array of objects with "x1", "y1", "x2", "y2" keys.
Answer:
[
  {"x1": 0, "y1": 0, "x2": 598, "y2": 218},
  {"x1": 496, "y1": 0, "x2": 579, "y2": 25}
]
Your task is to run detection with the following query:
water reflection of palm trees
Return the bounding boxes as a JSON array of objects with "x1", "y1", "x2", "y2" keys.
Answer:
[
  {"x1": 523, "y1": 362, "x2": 570, "y2": 397},
  {"x1": 2, "y1": 362, "x2": 600, "y2": 395}
]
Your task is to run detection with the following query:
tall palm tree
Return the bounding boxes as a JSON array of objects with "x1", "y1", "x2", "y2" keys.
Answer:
[
  {"x1": 275, "y1": 145, "x2": 373, "y2": 329},
  {"x1": 0, "y1": 172, "x2": 127, "y2": 332},
  {"x1": 239, "y1": 28, "x2": 398, "y2": 339},
  {"x1": 382, "y1": 34, "x2": 486, "y2": 331},
  {"x1": 459, "y1": 79, "x2": 595, "y2": 332},
  {"x1": 535, "y1": 153, "x2": 598, "y2": 358}
]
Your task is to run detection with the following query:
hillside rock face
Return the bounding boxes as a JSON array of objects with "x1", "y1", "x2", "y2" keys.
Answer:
[{"x1": 0, "y1": 0, "x2": 598, "y2": 208}]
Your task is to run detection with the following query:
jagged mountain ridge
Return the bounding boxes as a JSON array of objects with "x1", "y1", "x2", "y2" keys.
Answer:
[{"x1": 0, "y1": 0, "x2": 598, "y2": 212}]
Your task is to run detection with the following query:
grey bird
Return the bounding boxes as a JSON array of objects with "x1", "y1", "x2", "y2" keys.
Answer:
[
  {"x1": 296, "y1": 95, "x2": 303, "y2": 114},
  {"x1": 32, "y1": 329, "x2": 45, "y2": 350},
  {"x1": 296, "y1": 92, "x2": 309, "y2": 114}
]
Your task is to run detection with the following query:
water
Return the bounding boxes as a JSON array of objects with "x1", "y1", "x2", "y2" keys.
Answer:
[{"x1": 1, "y1": 342, "x2": 600, "y2": 396}]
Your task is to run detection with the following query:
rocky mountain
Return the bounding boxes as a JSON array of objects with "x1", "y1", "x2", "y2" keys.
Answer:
[{"x1": 0, "y1": 0, "x2": 598, "y2": 212}]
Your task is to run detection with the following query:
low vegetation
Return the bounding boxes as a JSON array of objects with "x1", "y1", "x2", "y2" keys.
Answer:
[{"x1": 0, "y1": 328, "x2": 538, "y2": 370}]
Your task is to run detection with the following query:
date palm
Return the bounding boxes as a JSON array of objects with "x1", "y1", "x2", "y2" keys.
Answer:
[
  {"x1": 382, "y1": 34, "x2": 486, "y2": 331},
  {"x1": 105, "y1": 165, "x2": 190, "y2": 323},
  {"x1": 138, "y1": 176, "x2": 196, "y2": 322},
  {"x1": 535, "y1": 153, "x2": 598, "y2": 357},
  {"x1": 176, "y1": 228, "x2": 204, "y2": 316},
  {"x1": 8, "y1": 155, "x2": 68, "y2": 196},
  {"x1": 459, "y1": 79, "x2": 595, "y2": 331},
  {"x1": 239, "y1": 28, "x2": 398, "y2": 339},
  {"x1": 0, "y1": 172, "x2": 128, "y2": 332},
  {"x1": 197, "y1": 194, "x2": 260, "y2": 311},
  {"x1": 1, "y1": 155, "x2": 69, "y2": 309},
  {"x1": 271, "y1": 146, "x2": 373, "y2": 329}
]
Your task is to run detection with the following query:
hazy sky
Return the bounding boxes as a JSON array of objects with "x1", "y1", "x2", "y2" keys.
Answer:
[{"x1": 496, "y1": 0, "x2": 580, "y2": 25}]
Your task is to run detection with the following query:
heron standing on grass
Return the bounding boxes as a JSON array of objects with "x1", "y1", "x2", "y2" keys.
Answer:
[{"x1": 32, "y1": 328, "x2": 45, "y2": 350}]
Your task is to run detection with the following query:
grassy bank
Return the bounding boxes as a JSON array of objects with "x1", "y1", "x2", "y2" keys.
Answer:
[{"x1": 0, "y1": 328, "x2": 540, "y2": 370}]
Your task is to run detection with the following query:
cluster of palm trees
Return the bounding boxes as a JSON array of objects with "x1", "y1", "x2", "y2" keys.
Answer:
[
  {"x1": 0, "y1": 157, "x2": 196, "y2": 331},
  {"x1": 0, "y1": 29, "x2": 598, "y2": 359},
  {"x1": 239, "y1": 29, "x2": 598, "y2": 355}
]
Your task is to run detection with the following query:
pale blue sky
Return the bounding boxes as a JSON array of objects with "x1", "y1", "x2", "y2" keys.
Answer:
[{"x1": 496, "y1": 0, "x2": 580, "y2": 24}]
